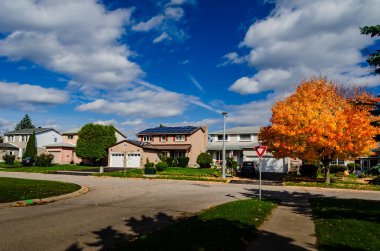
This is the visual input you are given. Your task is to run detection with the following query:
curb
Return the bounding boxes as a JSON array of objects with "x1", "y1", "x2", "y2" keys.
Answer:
[{"x1": 0, "y1": 185, "x2": 90, "y2": 209}]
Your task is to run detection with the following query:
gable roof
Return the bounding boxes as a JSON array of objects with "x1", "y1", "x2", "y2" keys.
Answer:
[
  {"x1": 62, "y1": 126, "x2": 127, "y2": 138},
  {"x1": 210, "y1": 126, "x2": 260, "y2": 135},
  {"x1": 4, "y1": 128, "x2": 59, "y2": 135},
  {"x1": 137, "y1": 126, "x2": 201, "y2": 135}
]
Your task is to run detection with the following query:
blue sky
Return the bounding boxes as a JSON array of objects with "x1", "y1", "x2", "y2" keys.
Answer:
[{"x1": 0, "y1": 0, "x2": 379, "y2": 138}]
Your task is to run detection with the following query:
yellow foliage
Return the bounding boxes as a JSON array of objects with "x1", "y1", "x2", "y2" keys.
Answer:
[{"x1": 259, "y1": 78, "x2": 378, "y2": 164}]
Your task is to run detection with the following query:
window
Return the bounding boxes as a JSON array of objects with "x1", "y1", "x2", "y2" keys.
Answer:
[
  {"x1": 20, "y1": 135, "x2": 28, "y2": 142},
  {"x1": 68, "y1": 135, "x2": 74, "y2": 139},
  {"x1": 217, "y1": 135, "x2": 228, "y2": 141},
  {"x1": 175, "y1": 135, "x2": 185, "y2": 142},
  {"x1": 160, "y1": 135, "x2": 167, "y2": 142},
  {"x1": 8, "y1": 136, "x2": 14, "y2": 142},
  {"x1": 174, "y1": 151, "x2": 186, "y2": 158},
  {"x1": 143, "y1": 135, "x2": 152, "y2": 142},
  {"x1": 54, "y1": 137, "x2": 57, "y2": 142},
  {"x1": 239, "y1": 134, "x2": 251, "y2": 141}
]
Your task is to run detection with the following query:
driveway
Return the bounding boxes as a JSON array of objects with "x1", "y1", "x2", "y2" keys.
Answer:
[{"x1": 0, "y1": 172, "x2": 379, "y2": 250}]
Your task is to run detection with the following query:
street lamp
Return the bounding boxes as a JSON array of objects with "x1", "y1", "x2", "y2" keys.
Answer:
[{"x1": 222, "y1": 112, "x2": 228, "y2": 179}]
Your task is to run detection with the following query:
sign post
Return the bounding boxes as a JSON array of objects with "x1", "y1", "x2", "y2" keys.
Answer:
[{"x1": 254, "y1": 146, "x2": 267, "y2": 201}]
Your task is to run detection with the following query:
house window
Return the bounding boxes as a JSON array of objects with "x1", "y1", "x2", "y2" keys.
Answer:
[
  {"x1": 161, "y1": 135, "x2": 167, "y2": 142},
  {"x1": 174, "y1": 151, "x2": 186, "y2": 158},
  {"x1": 143, "y1": 136, "x2": 152, "y2": 142},
  {"x1": 175, "y1": 135, "x2": 185, "y2": 142},
  {"x1": 8, "y1": 136, "x2": 14, "y2": 142},
  {"x1": 239, "y1": 134, "x2": 251, "y2": 141},
  {"x1": 217, "y1": 135, "x2": 228, "y2": 141},
  {"x1": 68, "y1": 135, "x2": 74, "y2": 139},
  {"x1": 54, "y1": 137, "x2": 57, "y2": 142}
]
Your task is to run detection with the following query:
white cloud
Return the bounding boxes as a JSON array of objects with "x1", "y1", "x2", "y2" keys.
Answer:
[
  {"x1": 0, "y1": 81, "x2": 68, "y2": 109},
  {"x1": 230, "y1": 0, "x2": 380, "y2": 95},
  {"x1": 217, "y1": 52, "x2": 246, "y2": 67},
  {"x1": 0, "y1": 0, "x2": 142, "y2": 92},
  {"x1": 132, "y1": 15, "x2": 165, "y2": 32},
  {"x1": 121, "y1": 119, "x2": 143, "y2": 126},
  {"x1": 164, "y1": 7, "x2": 184, "y2": 21},
  {"x1": 93, "y1": 119, "x2": 118, "y2": 126},
  {"x1": 153, "y1": 32, "x2": 171, "y2": 43},
  {"x1": 0, "y1": 118, "x2": 15, "y2": 133},
  {"x1": 179, "y1": 59, "x2": 190, "y2": 64},
  {"x1": 168, "y1": 118, "x2": 221, "y2": 127},
  {"x1": 41, "y1": 119, "x2": 60, "y2": 130}
]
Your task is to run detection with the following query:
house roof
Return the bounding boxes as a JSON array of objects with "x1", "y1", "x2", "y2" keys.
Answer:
[
  {"x1": 62, "y1": 126, "x2": 127, "y2": 138},
  {"x1": 145, "y1": 144, "x2": 192, "y2": 150},
  {"x1": 44, "y1": 142, "x2": 76, "y2": 148},
  {"x1": 207, "y1": 142, "x2": 259, "y2": 151},
  {"x1": 0, "y1": 143, "x2": 18, "y2": 150},
  {"x1": 110, "y1": 139, "x2": 149, "y2": 148},
  {"x1": 4, "y1": 128, "x2": 59, "y2": 135},
  {"x1": 209, "y1": 126, "x2": 260, "y2": 135},
  {"x1": 137, "y1": 126, "x2": 201, "y2": 135}
]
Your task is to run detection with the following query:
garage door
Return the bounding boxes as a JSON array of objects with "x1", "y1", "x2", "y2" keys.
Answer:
[
  {"x1": 110, "y1": 153, "x2": 125, "y2": 167},
  {"x1": 127, "y1": 153, "x2": 141, "y2": 168}
]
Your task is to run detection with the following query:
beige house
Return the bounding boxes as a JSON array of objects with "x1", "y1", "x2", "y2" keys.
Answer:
[
  {"x1": 108, "y1": 126, "x2": 208, "y2": 168},
  {"x1": 45, "y1": 127, "x2": 126, "y2": 164}
]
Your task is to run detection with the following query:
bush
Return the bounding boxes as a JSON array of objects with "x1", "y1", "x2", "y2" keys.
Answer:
[
  {"x1": 299, "y1": 164, "x2": 319, "y2": 178},
  {"x1": 196, "y1": 152, "x2": 213, "y2": 168},
  {"x1": 226, "y1": 157, "x2": 238, "y2": 170},
  {"x1": 366, "y1": 165, "x2": 380, "y2": 176},
  {"x1": 144, "y1": 166, "x2": 156, "y2": 175},
  {"x1": 3, "y1": 154, "x2": 15, "y2": 165},
  {"x1": 35, "y1": 154, "x2": 54, "y2": 167},
  {"x1": 155, "y1": 162, "x2": 168, "y2": 171},
  {"x1": 347, "y1": 163, "x2": 361, "y2": 172},
  {"x1": 329, "y1": 165, "x2": 347, "y2": 174},
  {"x1": 165, "y1": 157, "x2": 175, "y2": 167},
  {"x1": 144, "y1": 162, "x2": 154, "y2": 168},
  {"x1": 177, "y1": 157, "x2": 189, "y2": 167}
]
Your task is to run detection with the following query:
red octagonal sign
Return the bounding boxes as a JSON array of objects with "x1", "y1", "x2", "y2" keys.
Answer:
[{"x1": 254, "y1": 146, "x2": 267, "y2": 158}]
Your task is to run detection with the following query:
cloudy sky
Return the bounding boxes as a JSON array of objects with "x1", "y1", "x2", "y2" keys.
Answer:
[{"x1": 0, "y1": 0, "x2": 379, "y2": 137}]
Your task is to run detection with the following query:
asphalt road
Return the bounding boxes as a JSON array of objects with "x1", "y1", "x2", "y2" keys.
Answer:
[{"x1": 0, "y1": 172, "x2": 379, "y2": 251}]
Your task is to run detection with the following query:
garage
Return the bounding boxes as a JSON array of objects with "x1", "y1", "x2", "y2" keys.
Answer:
[
  {"x1": 126, "y1": 153, "x2": 141, "y2": 168},
  {"x1": 110, "y1": 152, "x2": 125, "y2": 167}
]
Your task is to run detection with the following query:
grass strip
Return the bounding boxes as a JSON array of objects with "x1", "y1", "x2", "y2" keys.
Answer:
[
  {"x1": 0, "y1": 177, "x2": 81, "y2": 203},
  {"x1": 117, "y1": 199, "x2": 276, "y2": 251},
  {"x1": 310, "y1": 197, "x2": 380, "y2": 251}
]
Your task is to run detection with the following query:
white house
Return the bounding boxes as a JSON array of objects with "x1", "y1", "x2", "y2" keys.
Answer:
[
  {"x1": 207, "y1": 126, "x2": 290, "y2": 173},
  {"x1": 3, "y1": 128, "x2": 61, "y2": 159}
]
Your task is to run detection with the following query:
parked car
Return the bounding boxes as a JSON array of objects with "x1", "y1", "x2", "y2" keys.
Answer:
[
  {"x1": 238, "y1": 161, "x2": 257, "y2": 177},
  {"x1": 22, "y1": 157, "x2": 35, "y2": 166}
]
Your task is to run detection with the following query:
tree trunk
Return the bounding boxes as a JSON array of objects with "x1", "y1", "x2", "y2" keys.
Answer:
[{"x1": 324, "y1": 166, "x2": 331, "y2": 184}]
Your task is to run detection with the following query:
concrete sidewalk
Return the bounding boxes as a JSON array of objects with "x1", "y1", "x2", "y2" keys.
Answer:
[{"x1": 247, "y1": 197, "x2": 316, "y2": 251}]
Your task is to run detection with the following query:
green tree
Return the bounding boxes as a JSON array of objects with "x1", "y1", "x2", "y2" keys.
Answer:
[
  {"x1": 75, "y1": 124, "x2": 117, "y2": 165},
  {"x1": 196, "y1": 152, "x2": 213, "y2": 168},
  {"x1": 360, "y1": 25, "x2": 380, "y2": 74},
  {"x1": 15, "y1": 114, "x2": 35, "y2": 130},
  {"x1": 23, "y1": 132, "x2": 37, "y2": 159},
  {"x1": 0, "y1": 135, "x2": 3, "y2": 143}
]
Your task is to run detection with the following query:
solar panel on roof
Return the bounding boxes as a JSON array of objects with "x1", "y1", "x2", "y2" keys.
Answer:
[{"x1": 138, "y1": 126, "x2": 198, "y2": 134}]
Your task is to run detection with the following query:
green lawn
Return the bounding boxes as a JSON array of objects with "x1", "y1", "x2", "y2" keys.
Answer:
[
  {"x1": 284, "y1": 174, "x2": 380, "y2": 191},
  {"x1": 0, "y1": 164, "x2": 97, "y2": 173},
  {"x1": 310, "y1": 198, "x2": 380, "y2": 251},
  {"x1": 0, "y1": 177, "x2": 81, "y2": 203},
  {"x1": 118, "y1": 199, "x2": 276, "y2": 250},
  {"x1": 96, "y1": 167, "x2": 224, "y2": 182}
]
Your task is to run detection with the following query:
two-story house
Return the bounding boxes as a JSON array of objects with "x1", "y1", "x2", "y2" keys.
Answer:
[
  {"x1": 108, "y1": 126, "x2": 208, "y2": 168},
  {"x1": 3, "y1": 128, "x2": 61, "y2": 159},
  {"x1": 208, "y1": 126, "x2": 290, "y2": 173},
  {"x1": 45, "y1": 127, "x2": 126, "y2": 164}
]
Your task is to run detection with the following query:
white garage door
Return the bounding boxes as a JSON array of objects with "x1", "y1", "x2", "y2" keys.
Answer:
[
  {"x1": 110, "y1": 153, "x2": 125, "y2": 167},
  {"x1": 127, "y1": 153, "x2": 141, "y2": 168}
]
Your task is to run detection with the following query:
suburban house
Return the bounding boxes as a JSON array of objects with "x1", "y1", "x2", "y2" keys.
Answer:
[
  {"x1": 207, "y1": 126, "x2": 290, "y2": 173},
  {"x1": 45, "y1": 127, "x2": 127, "y2": 164},
  {"x1": 3, "y1": 128, "x2": 62, "y2": 160},
  {"x1": 108, "y1": 126, "x2": 208, "y2": 168}
]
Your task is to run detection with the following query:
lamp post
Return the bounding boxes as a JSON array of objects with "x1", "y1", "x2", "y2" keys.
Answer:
[{"x1": 222, "y1": 112, "x2": 228, "y2": 179}]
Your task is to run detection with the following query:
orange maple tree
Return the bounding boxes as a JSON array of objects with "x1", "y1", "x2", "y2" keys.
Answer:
[{"x1": 259, "y1": 78, "x2": 378, "y2": 183}]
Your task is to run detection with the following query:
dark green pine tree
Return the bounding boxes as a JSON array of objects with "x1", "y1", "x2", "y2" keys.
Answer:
[
  {"x1": 23, "y1": 132, "x2": 37, "y2": 158},
  {"x1": 360, "y1": 25, "x2": 380, "y2": 140},
  {"x1": 15, "y1": 114, "x2": 35, "y2": 130}
]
